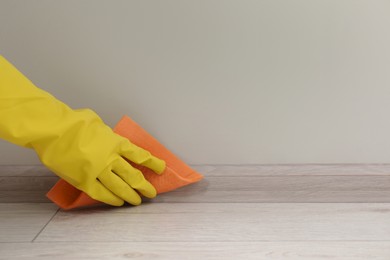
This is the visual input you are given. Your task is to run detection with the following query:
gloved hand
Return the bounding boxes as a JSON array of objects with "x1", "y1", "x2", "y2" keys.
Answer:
[{"x1": 0, "y1": 56, "x2": 166, "y2": 206}]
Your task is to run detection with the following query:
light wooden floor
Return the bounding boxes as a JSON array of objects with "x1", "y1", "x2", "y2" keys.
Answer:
[{"x1": 1, "y1": 164, "x2": 390, "y2": 259}]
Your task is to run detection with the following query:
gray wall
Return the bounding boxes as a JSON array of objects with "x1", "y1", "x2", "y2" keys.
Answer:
[{"x1": 1, "y1": 0, "x2": 390, "y2": 165}]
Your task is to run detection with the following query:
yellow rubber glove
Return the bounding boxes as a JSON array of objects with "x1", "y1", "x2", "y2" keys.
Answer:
[{"x1": 0, "y1": 56, "x2": 166, "y2": 206}]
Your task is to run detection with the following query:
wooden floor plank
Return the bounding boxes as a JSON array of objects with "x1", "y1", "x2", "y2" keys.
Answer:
[
  {"x1": 35, "y1": 203, "x2": 390, "y2": 242},
  {"x1": 199, "y1": 164, "x2": 390, "y2": 176},
  {"x1": 0, "y1": 203, "x2": 58, "y2": 242},
  {"x1": 1, "y1": 241, "x2": 390, "y2": 259},
  {"x1": 152, "y1": 190, "x2": 390, "y2": 203},
  {"x1": 2, "y1": 165, "x2": 390, "y2": 259}
]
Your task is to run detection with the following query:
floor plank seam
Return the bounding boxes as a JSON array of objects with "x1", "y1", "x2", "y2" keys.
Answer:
[
  {"x1": 31, "y1": 207, "x2": 60, "y2": 243},
  {"x1": 24, "y1": 240, "x2": 390, "y2": 243}
]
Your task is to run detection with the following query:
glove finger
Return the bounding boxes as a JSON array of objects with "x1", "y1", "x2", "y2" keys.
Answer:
[
  {"x1": 86, "y1": 180, "x2": 124, "y2": 207},
  {"x1": 120, "y1": 140, "x2": 166, "y2": 174},
  {"x1": 113, "y1": 157, "x2": 157, "y2": 198},
  {"x1": 98, "y1": 169, "x2": 142, "y2": 206}
]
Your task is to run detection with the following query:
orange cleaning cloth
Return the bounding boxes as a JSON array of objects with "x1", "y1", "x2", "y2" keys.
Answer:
[{"x1": 46, "y1": 115, "x2": 203, "y2": 210}]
